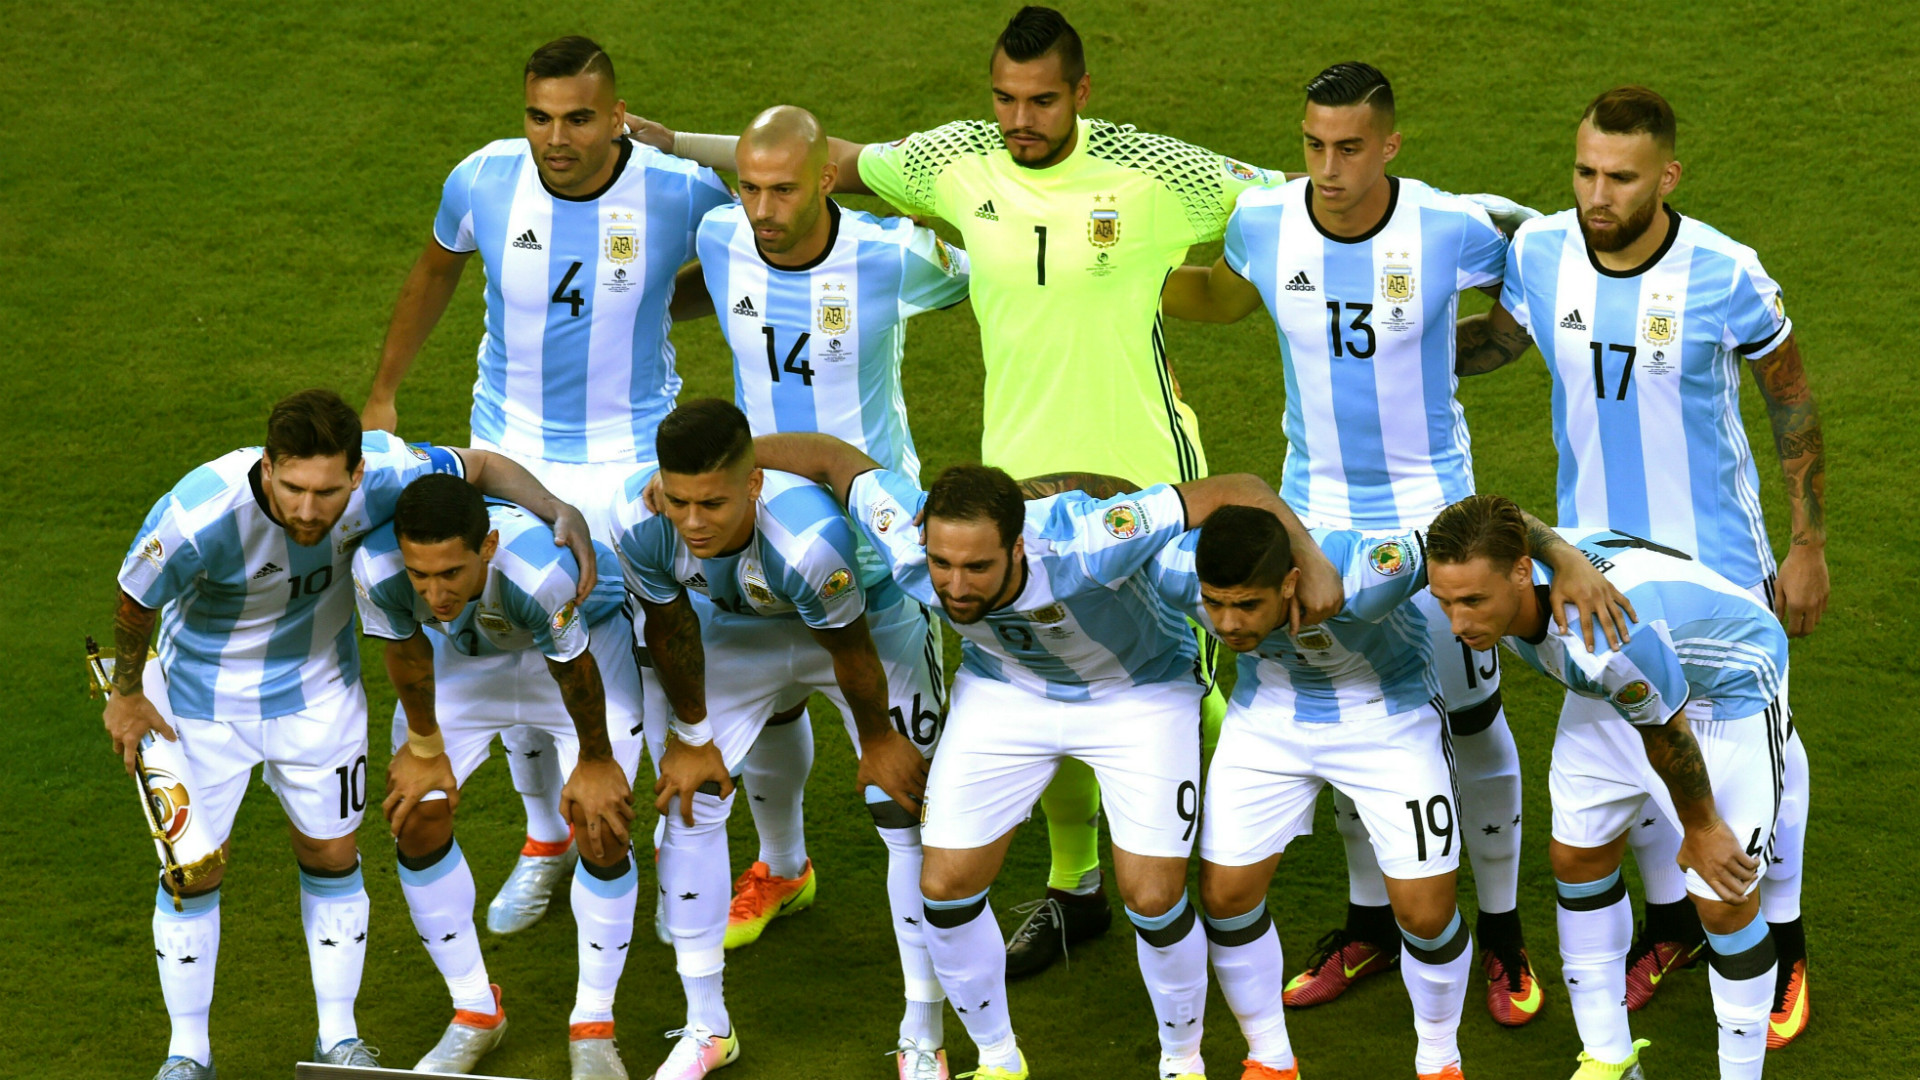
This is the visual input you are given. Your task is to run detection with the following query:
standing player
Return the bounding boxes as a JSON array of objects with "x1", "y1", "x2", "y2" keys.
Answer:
[
  {"x1": 361, "y1": 35, "x2": 734, "y2": 932},
  {"x1": 353, "y1": 476, "x2": 644, "y2": 1078},
  {"x1": 1426, "y1": 494, "x2": 1791, "y2": 1080},
  {"x1": 1456, "y1": 86, "x2": 1826, "y2": 1043},
  {"x1": 633, "y1": 6, "x2": 1338, "y2": 976},
  {"x1": 753, "y1": 430, "x2": 1336, "y2": 1080},
  {"x1": 101, "y1": 390, "x2": 594, "y2": 1080},
  {"x1": 614, "y1": 402, "x2": 945, "y2": 1080},
  {"x1": 684, "y1": 104, "x2": 969, "y2": 946},
  {"x1": 1160, "y1": 63, "x2": 1541, "y2": 1024}
]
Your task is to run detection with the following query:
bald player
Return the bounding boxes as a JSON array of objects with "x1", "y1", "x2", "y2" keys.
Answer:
[{"x1": 674, "y1": 107, "x2": 970, "y2": 954}]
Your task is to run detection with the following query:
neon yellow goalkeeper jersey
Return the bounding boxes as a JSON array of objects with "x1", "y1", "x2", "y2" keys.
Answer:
[{"x1": 860, "y1": 117, "x2": 1274, "y2": 485}]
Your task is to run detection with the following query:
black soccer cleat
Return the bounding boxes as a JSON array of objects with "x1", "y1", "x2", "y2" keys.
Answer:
[{"x1": 1004, "y1": 884, "x2": 1113, "y2": 979}]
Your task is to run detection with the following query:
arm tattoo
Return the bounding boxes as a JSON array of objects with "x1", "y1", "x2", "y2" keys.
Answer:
[
  {"x1": 1749, "y1": 334, "x2": 1826, "y2": 546},
  {"x1": 641, "y1": 593, "x2": 707, "y2": 725},
  {"x1": 547, "y1": 652, "x2": 612, "y2": 761},
  {"x1": 385, "y1": 633, "x2": 438, "y2": 734},
  {"x1": 112, "y1": 591, "x2": 157, "y2": 695},
  {"x1": 1641, "y1": 719, "x2": 1714, "y2": 807},
  {"x1": 1018, "y1": 471, "x2": 1142, "y2": 500},
  {"x1": 1520, "y1": 511, "x2": 1573, "y2": 564},
  {"x1": 1455, "y1": 313, "x2": 1533, "y2": 376},
  {"x1": 811, "y1": 622, "x2": 893, "y2": 742}
]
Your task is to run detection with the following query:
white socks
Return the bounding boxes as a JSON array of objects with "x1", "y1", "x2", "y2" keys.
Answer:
[
  {"x1": 299, "y1": 862, "x2": 369, "y2": 1051},
  {"x1": 396, "y1": 839, "x2": 494, "y2": 1014},
  {"x1": 1128, "y1": 894, "x2": 1207, "y2": 1063},
  {"x1": 1706, "y1": 920, "x2": 1776, "y2": 1080},
  {"x1": 154, "y1": 887, "x2": 220, "y2": 1066},
  {"x1": 922, "y1": 888, "x2": 1018, "y2": 1070},
  {"x1": 660, "y1": 788, "x2": 734, "y2": 1030},
  {"x1": 1203, "y1": 902, "x2": 1293, "y2": 1069},
  {"x1": 1556, "y1": 870, "x2": 1634, "y2": 1062},
  {"x1": 502, "y1": 726, "x2": 570, "y2": 845},
  {"x1": 743, "y1": 712, "x2": 814, "y2": 880},
  {"x1": 1451, "y1": 712, "x2": 1523, "y2": 914},
  {"x1": 1399, "y1": 910, "x2": 1472, "y2": 1073},
  {"x1": 1763, "y1": 730, "x2": 1809, "y2": 924},
  {"x1": 869, "y1": 788, "x2": 944, "y2": 1046},
  {"x1": 571, "y1": 854, "x2": 639, "y2": 1025},
  {"x1": 1628, "y1": 810, "x2": 1690, "y2": 905}
]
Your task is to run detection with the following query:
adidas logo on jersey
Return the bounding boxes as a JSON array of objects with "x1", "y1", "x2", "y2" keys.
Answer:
[
  {"x1": 251, "y1": 562, "x2": 283, "y2": 580},
  {"x1": 974, "y1": 200, "x2": 999, "y2": 221},
  {"x1": 1284, "y1": 271, "x2": 1316, "y2": 292},
  {"x1": 512, "y1": 229, "x2": 542, "y2": 250},
  {"x1": 682, "y1": 573, "x2": 709, "y2": 590},
  {"x1": 732, "y1": 296, "x2": 758, "y2": 317},
  {"x1": 1559, "y1": 308, "x2": 1587, "y2": 330}
]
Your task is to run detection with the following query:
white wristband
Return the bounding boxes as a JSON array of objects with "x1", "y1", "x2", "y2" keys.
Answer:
[
  {"x1": 671, "y1": 718, "x2": 715, "y2": 747},
  {"x1": 672, "y1": 132, "x2": 740, "y2": 169}
]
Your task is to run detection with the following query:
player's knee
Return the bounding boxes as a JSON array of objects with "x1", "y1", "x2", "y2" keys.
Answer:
[
  {"x1": 919, "y1": 852, "x2": 990, "y2": 903},
  {"x1": 1394, "y1": 899, "x2": 1457, "y2": 942},
  {"x1": 1548, "y1": 838, "x2": 1622, "y2": 884},
  {"x1": 1693, "y1": 892, "x2": 1761, "y2": 937},
  {"x1": 290, "y1": 828, "x2": 359, "y2": 873},
  {"x1": 1118, "y1": 875, "x2": 1186, "y2": 920},
  {"x1": 396, "y1": 800, "x2": 454, "y2": 860},
  {"x1": 1197, "y1": 864, "x2": 1265, "y2": 919}
]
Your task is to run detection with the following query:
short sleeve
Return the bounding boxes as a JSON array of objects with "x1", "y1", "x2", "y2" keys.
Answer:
[
  {"x1": 1143, "y1": 531, "x2": 1205, "y2": 621},
  {"x1": 1222, "y1": 208, "x2": 1252, "y2": 280},
  {"x1": 359, "y1": 434, "x2": 466, "y2": 526},
  {"x1": 1114, "y1": 124, "x2": 1275, "y2": 249},
  {"x1": 684, "y1": 167, "x2": 737, "y2": 259},
  {"x1": 1723, "y1": 255, "x2": 1792, "y2": 359},
  {"x1": 1498, "y1": 228, "x2": 1533, "y2": 334},
  {"x1": 1455, "y1": 203, "x2": 1509, "y2": 291},
  {"x1": 857, "y1": 122, "x2": 1002, "y2": 220},
  {"x1": 506, "y1": 570, "x2": 590, "y2": 663},
  {"x1": 1334, "y1": 530, "x2": 1429, "y2": 623},
  {"x1": 118, "y1": 493, "x2": 205, "y2": 610},
  {"x1": 1600, "y1": 626, "x2": 1691, "y2": 727},
  {"x1": 898, "y1": 227, "x2": 971, "y2": 317},
  {"x1": 432, "y1": 149, "x2": 486, "y2": 253},
  {"x1": 615, "y1": 516, "x2": 686, "y2": 607},
  {"x1": 781, "y1": 519, "x2": 869, "y2": 631},
  {"x1": 847, "y1": 469, "x2": 929, "y2": 575},
  {"x1": 351, "y1": 540, "x2": 420, "y2": 643},
  {"x1": 1058, "y1": 485, "x2": 1191, "y2": 590}
]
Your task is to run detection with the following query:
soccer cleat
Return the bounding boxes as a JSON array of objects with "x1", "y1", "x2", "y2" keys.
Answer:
[
  {"x1": 957, "y1": 1049, "x2": 1029, "y2": 1079},
  {"x1": 313, "y1": 1037, "x2": 380, "y2": 1067},
  {"x1": 1483, "y1": 944, "x2": 1544, "y2": 1027},
  {"x1": 487, "y1": 835, "x2": 578, "y2": 934},
  {"x1": 152, "y1": 1056, "x2": 216, "y2": 1080},
  {"x1": 649, "y1": 1025, "x2": 739, "y2": 1080},
  {"x1": 1239, "y1": 1060, "x2": 1298, "y2": 1080},
  {"x1": 723, "y1": 861, "x2": 815, "y2": 949},
  {"x1": 571, "y1": 1021, "x2": 628, "y2": 1080},
  {"x1": 1768, "y1": 957, "x2": 1810, "y2": 1048},
  {"x1": 1004, "y1": 885, "x2": 1113, "y2": 979},
  {"x1": 1281, "y1": 929, "x2": 1399, "y2": 1007},
  {"x1": 414, "y1": 983, "x2": 509, "y2": 1073},
  {"x1": 895, "y1": 1037, "x2": 950, "y2": 1080},
  {"x1": 1568, "y1": 1039, "x2": 1648, "y2": 1079},
  {"x1": 1623, "y1": 930, "x2": 1703, "y2": 1012},
  {"x1": 1159, "y1": 1050, "x2": 1206, "y2": 1079},
  {"x1": 1418, "y1": 1065, "x2": 1465, "y2": 1080}
]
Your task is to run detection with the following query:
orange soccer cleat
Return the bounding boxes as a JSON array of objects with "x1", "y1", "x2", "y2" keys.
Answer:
[{"x1": 723, "y1": 860, "x2": 816, "y2": 949}]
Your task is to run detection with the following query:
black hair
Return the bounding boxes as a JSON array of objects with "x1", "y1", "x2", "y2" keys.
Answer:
[
  {"x1": 1304, "y1": 61, "x2": 1395, "y2": 126},
  {"x1": 394, "y1": 473, "x2": 490, "y2": 553},
  {"x1": 992, "y1": 6, "x2": 1086, "y2": 85},
  {"x1": 925, "y1": 464, "x2": 1026, "y2": 549},
  {"x1": 1195, "y1": 505, "x2": 1296, "y2": 589},
  {"x1": 526, "y1": 35, "x2": 616, "y2": 88},
  {"x1": 1583, "y1": 85, "x2": 1677, "y2": 152},
  {"x1": 265, "y1": 389, "x2": 362, "y2": 471},
  {"x1": 656, "y1": 398, "x2": 754, "y2": 476}
]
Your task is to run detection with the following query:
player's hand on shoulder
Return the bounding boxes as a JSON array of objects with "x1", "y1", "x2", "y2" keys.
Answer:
[
  {"x1": 654, "y1": 736, "x2": 733, "y2": 825},
  {"x1": 1774, "y1": 544, "x2": 1829, "y2": 637},
  {"x1": 561, "y1": 757, "x2": 635, "y2": 861},
  {"x1": 856, "y1": 728, "x2": 929, "y2": 814},
  {"x1": 1290, "y1": 553, "x2": 1344, "y2": 634},
  {"x1": 623, "y1": 114, "x2": 675, "y2": 152},
  {"x1": 382, "y1": 745, "x2": 460, "y2": 836},
  {"x1": 1676, "y1": 817, "x2": 1760, "y2": 903},
  {"x1": 550, "y1": 504, "x2": 598, "y2": 604},
  {"x1": 1549, "y1": 559, "x2": 1636, "y2": 652},
  {"x1": 102, "y1": 691, "x2": 174, "y2": 776}
]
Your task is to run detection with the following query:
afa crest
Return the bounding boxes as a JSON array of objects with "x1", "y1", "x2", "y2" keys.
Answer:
[
  {"x1": 1612, "y1": 679, "x2": 1654, "y2": 712},
  {"x1": 1103, "y1": 502, "x2": 1143, "y2": 539},
  {"x1": 1381, "y1": 265, "x2": 1415, "y2": 304},
  {"x1": 820, "y1": 568, "x2": 853, "y2": 601},
  {"x1": 818, "y1": 295, "x2": 850, "y2": 334},
  {"x1": 1643, "y1": 309, "x2": 1677, "y2": 347},
  {"x1": 604, "y1": 226, "x2": 637, "y2": 265},
  {"x1": 1088, "y1": 208, "x2": 1120, "y2": 248},
  {"x1": 1295, "y1": 626, "x2": 1335, "y2": 651},
  {"x1": 144, "y1": 767, "x2": 194, "y2": 844},
  {"x1": 1370, "y1": 541, "x2": 1408, "y2": 577}
]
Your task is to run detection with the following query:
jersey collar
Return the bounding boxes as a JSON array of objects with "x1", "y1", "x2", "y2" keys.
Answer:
[
  {"x1": 248, "y1": 457, "x2": 283, "y2": 526},
  {"x1": 1305, "y1": 175, "x2": 1400, "y2": 245},
  {"x1": 1583, "y1": 205, "x2": 1682, "y2": 279},
  {"x1": 539, "y1": 136, "x2": 634, "y2": 203},
  {"x1": 756, "y1": 199, "x2": 843, "y2": 273}
]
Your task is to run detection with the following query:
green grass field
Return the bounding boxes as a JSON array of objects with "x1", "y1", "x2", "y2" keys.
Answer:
[{"x1": 7, "y1": 1, "x2": 1918, "y2": 1077}]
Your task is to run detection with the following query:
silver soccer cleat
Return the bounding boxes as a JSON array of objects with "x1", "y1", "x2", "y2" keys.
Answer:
[
  {"x1": 152, "y1": 1056, "x2": 216, "y2": 1080},
  {"x1": 314, "y1": 1036, "x2": 381, "y2": 1066},
  {"x1": 413, "y1": 1015, "x2": 509, "y2": 1073},
  {"x1": 570, "y1": 1035, "x2": 629, "y2": 1080},
  {"x1": 486, "y1": 846, "x2": 578, "y2": 933}
]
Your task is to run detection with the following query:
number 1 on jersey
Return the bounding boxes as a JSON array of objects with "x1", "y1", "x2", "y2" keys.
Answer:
[
  {"x1": 1034, "y1": 225, "x2": 1047, "y2": 286},
  {"x1": 762, "y1": 326, "x2": 815, "y2": 386}
]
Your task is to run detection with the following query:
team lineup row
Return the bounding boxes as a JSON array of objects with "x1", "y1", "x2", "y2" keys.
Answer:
[{"x1": 102, "y1": 7, "x2": 1827, "y2": 1080}]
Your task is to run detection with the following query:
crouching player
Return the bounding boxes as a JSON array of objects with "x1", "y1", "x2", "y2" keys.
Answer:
[
  {"x1": 103, "y1": 389, "x2": 596, "y2": 1080},
  {"x1": 1425, "y1": 495, "x2": 1789, "y2": 1080},
  {"x1": 1150, "y1": 505, "x2": 1628, "y2": 1080},
  {"x1": 354, "y1": 474, "x2": 644, "y2": 1077},
  {"x1": 615, "y1": 401, "x2": 944, "y2": 1080}
]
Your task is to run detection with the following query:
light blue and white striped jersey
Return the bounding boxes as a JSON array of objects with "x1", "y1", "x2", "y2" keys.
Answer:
[
  {"x1": 353, "y1": 502, "x2": 624, "y2": 662},
  {"x1": 698, "y1": 201, "x2": 971, "y2": 480},
  {"x1": 1506, "y1": 528, "x2": 1789, "y2": 724},
  {"x1": 1225, "y1": 177, "x2": 1508, "y2": 529},
  {"x1": 849, "y1": 469, "x2": 1198, "y2": 701},
  {"x1": 614, "y1": 468, "x2": 898, "y2": 630},
  {"x1": 1150, "y1": 527, "x2": 1438, "y2": 723},
  {"x1": 118, "y1": 433, "x2": 464, "y2": 722},
  {"x1": 1502, "y1": 209, "x2": 1793, "y2": 589},
  {"x1": 435, "y1": 138, "x2": 735, "y2": 464}
]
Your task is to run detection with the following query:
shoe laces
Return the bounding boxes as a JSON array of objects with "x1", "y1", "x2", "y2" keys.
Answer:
[
  {"x1": 888, "y1": 1038, "x2": 944, "y2": 1079},
  {"x1": 1486, "y1": 941, "x2": 1528, "y2": 993},
  {"x1": 662, "y1": 1026, "x2": 716, "y2": 1063},
  {"x1": 728, "y1": 865, "x2": 776, "y2": 920},
  {"x1": 1009, "y1": 896, "x2": 1070, "y2": 968},
  {"x1": 1300, "y1": 927, "x2": 1357, "y2": 976}
]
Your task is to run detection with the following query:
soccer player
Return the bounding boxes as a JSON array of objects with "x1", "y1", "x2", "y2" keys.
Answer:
[
  {"x1": 632, "y1": 4, "x2": 1339, "y2": 978},
  {"x1": 1426, "y1": 494, "x2": 1790, "y2": 1080},
  {"x1": 679, "y1": 104, "x2": 970, "y2": 947},
  {"x1": 1455, "y1": 86, "x2": 1825, "y2": 1041},
  {"x1": 353, "y1": 475, "x2": 644, "y2": 1078},
  {"x1": 752, "y1": 430, "x2": 1336, "y2": 1080},
  {"x1": 1159, "y1": 62, "x2": 1541, "y2": 1024},
  {"x1": 1152, "y1": 502, "x2": 1630, "y2": 1080},
  {"x1": 101, "y1": 389, "x2": 594, "y2": 1080},
  {"x1": 614, "y1": 401, "x2": 945, "y2": 1080},
  {"x1": 361, "y1": 35, "x2": 734, "y2": 932}
]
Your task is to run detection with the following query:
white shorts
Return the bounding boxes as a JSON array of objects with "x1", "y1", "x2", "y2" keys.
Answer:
[
  {"x1": 1549, "y1": 680, "x2": 1788, "y2": 900},
  {"x1": 921, "y1": 673, "x2": 1204, "y2": 858},
  {"x1": 474, "y1": 444, "x2": 649, "y2": 546},
  {"x1": 148, "y1": 660, "x2": 371, "y2": 843},
  {"x1": 390, "y1": 612, "x2": 646, "y2": 793},
  {"x1": 1202, "y1": 700, "x2": 1460, "y2": 878},
  {"x1": 641, "y1": 598, "x2": 945, "y2": 774}
]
